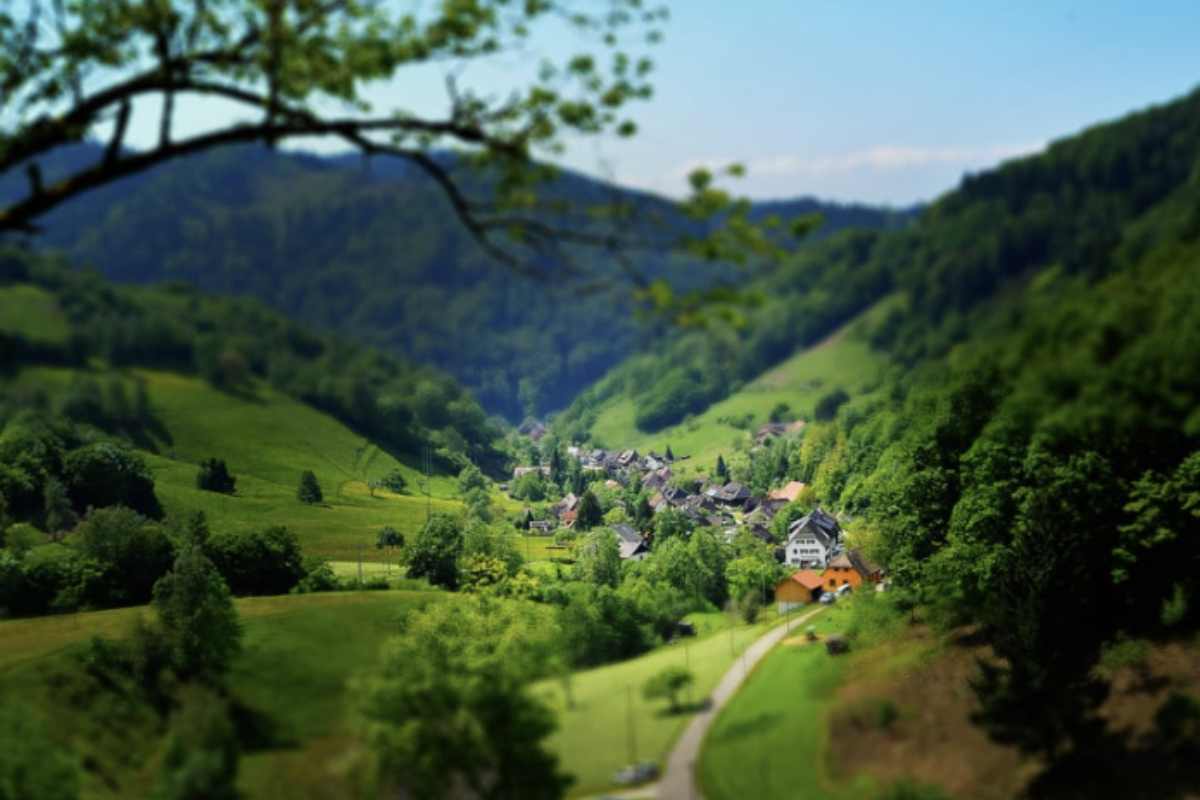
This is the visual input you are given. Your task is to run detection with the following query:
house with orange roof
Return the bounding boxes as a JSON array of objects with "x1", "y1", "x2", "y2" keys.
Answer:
[{"x1": 774, "y1": 569, "x2": 824, "y2": 612}]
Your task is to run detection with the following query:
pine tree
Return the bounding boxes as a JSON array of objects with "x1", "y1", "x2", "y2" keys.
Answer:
[
  {"x1": 665, "y1": 444, "x2": 675, "y2": 461},
  {"x1": 575, "y1": 490, "x2": 603, "y2": 531},
  {"x1": 715, "y1": 454, "x2": 729, "y2": 481},
  {"x1": 42, "y1": 478, "x2": 77, "y2": 534},
  {"x1": 296, "y1": 470, "x2": 323, "y2": 504}
]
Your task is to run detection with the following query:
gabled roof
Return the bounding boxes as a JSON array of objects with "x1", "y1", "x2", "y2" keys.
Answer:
[
  {"x1": 611, "y1": 524, "x2": 647, "y2": 559},
  {"x1": 781, "y1": 570, "x2": 824, "y2": 590},
  {"x1": 611, "y1": 524, "x2": 641, "y2": 545},
  {"x1": 786, "y1": 508, "x2": 841, "y2": 549},
  {"x1": 828, "y1": 549, "x2": 881, "y2": 577}
]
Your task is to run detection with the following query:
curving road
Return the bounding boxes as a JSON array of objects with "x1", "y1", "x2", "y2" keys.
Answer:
[{"x1": 655, "y1": 607, "x2": 825, "y2": 800}]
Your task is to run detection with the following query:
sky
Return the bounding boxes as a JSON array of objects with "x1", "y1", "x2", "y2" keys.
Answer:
[{"x1": 117, "y1": 1, "x2": 1200, "y2": 207}]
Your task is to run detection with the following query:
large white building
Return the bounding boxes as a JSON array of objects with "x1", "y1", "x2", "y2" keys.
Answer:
[{"x1": 784, "y1": 508, "x2": 842, "y2": 568}]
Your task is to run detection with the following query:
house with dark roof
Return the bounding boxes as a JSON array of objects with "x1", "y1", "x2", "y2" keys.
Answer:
[
  {"x1": 612, "y1": 523, "x2": 649, "y2": 561},
  {"x1": 711, "y1": 481, "x2": 752, "y2": 507},
  {"x1": 784, "y1": 508, "x2": 842, "y2": 568}
]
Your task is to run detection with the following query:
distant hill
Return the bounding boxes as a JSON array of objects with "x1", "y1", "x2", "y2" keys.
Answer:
[{"x1": 0, "y1": 144, "x2": 913, "y2": 420}]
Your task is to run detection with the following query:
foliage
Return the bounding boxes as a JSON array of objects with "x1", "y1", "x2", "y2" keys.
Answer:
[
  {"x1": 378, "y1": 470, "x2": 407, "y2": 493},
  {"x1": 355, "y1": 599, "x2": 571, "y2": 799},
  {"x1": 293, "y1": 558, "x2": 340, "y2": 594},
  {"x1": 72, "y1": 505, "x2": 175, "y2": 606},
  {"x1": 195, "y1": 459, "x2": 236, "y2": 495},
  {"x1": 152, "y1": 687, "x2": 240, "y2": 800},
  {"x1": 63, "y1": 441, "x2": 163, "y2": 519},
  {"x1": 0, "y1": 704, "x2": 80, "y2": 800},
  {"x1": 813, "y1": 388, "x2": 850, "y2": 421},
  {"x1": 152, "y1": 542, "x2": 242, "y2": 685},
  {"x1": 404, "y1": 513, "x2": 464, "y2": 590},
  {"x1": 575, "y1": 489, "x2": 603, "y2": 531},
  {"x1": 206, "y1": 526, "x2": 305, "y2": 596},
  {"x1": 574, "y1": 529, "x2": 621, "y2": 588},
  {"x1": 642, "y1": 666, "x2": 694, "y2": 713},
  {"x1": 295, "y1": 470, "x2": 323, "y2": 505}
]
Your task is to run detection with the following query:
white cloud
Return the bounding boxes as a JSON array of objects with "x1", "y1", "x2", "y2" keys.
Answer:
[{"x1": 740, "y1": 142, "x2": 1045, "y2": 178}]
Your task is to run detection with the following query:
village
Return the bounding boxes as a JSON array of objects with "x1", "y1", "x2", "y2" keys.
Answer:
[{"x1": 508, "y1": 420, "x2": 884, "y2": 611}]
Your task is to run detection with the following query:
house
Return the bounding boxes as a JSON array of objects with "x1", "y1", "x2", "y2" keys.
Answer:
[
  {"x1": 711, "y1": 482, "x2": 752, "y2": 507},
  {"x1": 529, "y1": 520, "x2": 554, "y2": 535},
  {"x1": 561, "y1": 509, "x2": 578, "y2": 528},
  {"x1": 775, "y1": 570, "x2": 824, "y2": 612},
  {"x1": 822, "y1": 549, "x2": 883, "y2": 592},
  {"x1": 612, "y1": 523, "x2": 649, "y2": 561},
  {"x1": 518, "y1": 419, "x2": 547, "y2": 441},
  {"x1": 616, "y1": 449, "x2": 639, "y2": 468},
  {"x1": 784, "y1": 508, "x2": 842, "y2": 568},
  {"x1": 552, "y1": 493, "x2": 580, "y2": 517},
  {"x1": 643, "y1": 469, "x2": 670, "y2": 492},
  {"x1": 755, "y1": 420, "x2": 806, "y2": 445},
  {"x1": 512, "y1": 465, "x2": 551, "y2": 479}
]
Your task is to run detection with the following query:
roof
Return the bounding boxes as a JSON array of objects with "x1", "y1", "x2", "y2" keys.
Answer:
[
  {"x1": 611, "y1": 524, "x2": 647, "y2": 559},
  {"x1": 829, "y1": 549, "x2": 881, "y2": 577},
  {"x1": 612, "y1": 524, "x2": 641, "y2": 545},
  {"x1": 767, "y1": 481, "x2": 807, "y2": 503},
  {"x1": 781, "y1": 570, "x2": 824, "y2": 590},
  {"x1": 786, "y1": 507, "x2": 841, "y2": 549}
]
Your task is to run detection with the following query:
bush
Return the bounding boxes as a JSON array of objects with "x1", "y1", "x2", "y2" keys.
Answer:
[
  {"x1": 814, "y1": 388, "x2": 850, "y2": 421},
  {"x1": 3, "y1": 544, "x2": 100, "y2": 616},
  {"x1": 296, "y1": 470, "x2": 323, "y2": 504},
  {"x1": 206, "y1": 526, "x2": 305, "y2": 596},
  {"x1": 642, "y1": 665, "x2": 695, "y2": 713},
  {"x1": 739, "y1": 590, "x2": 763, "y2": 624},
  {"x1": 293, "y1": 558, "x2": 339, "y2": 593},
  {"x1": 196, "y1": 458, "x2": 237, "y2": 494},
  {"x1": 0, "y1": 703, "x2": 81, "y2": 800},
  {"x1": 63, "y1": 442, "x2": 163, "y2": 518},
  {"x1": 73, "y1": 506, "x2": 175, "y2": 606},
  {"x1": 378, "y1": 469, "x2": 407, "y2": 493}
]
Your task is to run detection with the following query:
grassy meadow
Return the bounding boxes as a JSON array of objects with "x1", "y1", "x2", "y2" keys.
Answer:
[
  {"x1": 0, "y1": 284, "x2": 71, "y2": 344},
  {"x1": 534, "y1": 607, "x2": 809, "y2": 797},
  {"x1": 588, "y1": 300, "x2": 895, "y2": 476},
  {"x1": 0, "y1": 590, "x2": 450, "y2": 800}
]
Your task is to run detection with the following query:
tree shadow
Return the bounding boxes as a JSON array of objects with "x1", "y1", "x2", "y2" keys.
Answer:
[
  {"x1": 653, "y1": 697, "x2": 714, "y2": 719},
  {"x1": 707, "y1": 711, "x2": 783, "y2": 743},
  {"x1": 1026, "y1": 729, "x2": 1200, "y2": 800}
]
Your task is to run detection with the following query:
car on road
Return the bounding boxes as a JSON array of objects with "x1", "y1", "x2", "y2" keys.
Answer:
[
  {"x1": 614, "y1": 762, "x2": 659, "y2": 785},
  {"x1": 819, "y1": 592, "x2": 837, "y2": 605},
  {"x1": 836, "y1": 583, "x2": 853, "y2": 597}
]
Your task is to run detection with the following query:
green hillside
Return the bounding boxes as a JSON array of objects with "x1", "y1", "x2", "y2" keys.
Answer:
[{"x1": 4, "y1": 144, "x2": 913, "y2": 421}]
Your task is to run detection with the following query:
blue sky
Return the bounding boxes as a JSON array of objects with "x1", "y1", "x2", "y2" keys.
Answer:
[{"x1": 123, "y1": 1, "x2": 1200, "y2": 206}]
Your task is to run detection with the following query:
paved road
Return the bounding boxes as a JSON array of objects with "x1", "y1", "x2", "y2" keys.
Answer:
[{"x1": 655, "y1": 607, "x2": 825, "y2": 800}]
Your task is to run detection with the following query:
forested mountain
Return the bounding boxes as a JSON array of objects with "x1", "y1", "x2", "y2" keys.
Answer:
[
  {"x1": 0, "y1": 144, "x2": 912, "y2": 421},
  {"x1": 557, "y1": 88, "x2": 1200, "y2": 440},
  {"x1": 567, "y1": 86, "x2": 1200, "y2": 788}
]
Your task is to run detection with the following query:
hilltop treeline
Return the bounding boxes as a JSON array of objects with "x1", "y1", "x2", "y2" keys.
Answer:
[{"x1": 0, "y1": 247, "x2": 503, "y2": 472}]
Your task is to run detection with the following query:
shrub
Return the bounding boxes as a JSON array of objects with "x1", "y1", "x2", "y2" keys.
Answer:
[
  {"x1": 814, "y1": 388, "x2": 850, "y2": 421},
  {"x1": 296, "y1": 470, "x2": 323, "y2": 504},
  {"x1": 642, "y1": 666, "x2": 695, "y2": 713},
  {"x1": 294, "y1": 558, "x2": 339, "y2": 594},
  {"x1": 0, "y1": 704, "x2": 81, "y2": 800},
  {"x1": 73, "y1": 506, "x2": 175, "y2": 606},
  {"x1": 379, "y1": 469, "x2": 407, "y2": 493},
  {"x1": 206, "y1": 526, "x2": 305, "y2": 596},
  {"x1": 63, "y1": 442, "x2": 163, "y2": 518},
  {"x1": 196, "y1": 458, "x2": 237, "y2": 494}
]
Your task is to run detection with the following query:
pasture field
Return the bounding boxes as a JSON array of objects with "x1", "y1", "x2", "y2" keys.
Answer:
[
  {"x1": 0, "y1": 283, "x2": 71, "y2": 344},
  {"x1": 534, "y1": 607, "x2": 802, "y2": 797},
  {"x1": 587, "y1": 300, "x2": 895, "y2": 476}
]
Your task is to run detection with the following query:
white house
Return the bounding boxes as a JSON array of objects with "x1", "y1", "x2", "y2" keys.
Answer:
[{"x1": 784, "y1": 508, "x2": 842, "y2": 568}]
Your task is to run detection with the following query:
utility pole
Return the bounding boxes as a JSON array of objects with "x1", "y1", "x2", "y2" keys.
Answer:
[{"x1": 626, "y1": 684, "x2": 637, "y2": 765}]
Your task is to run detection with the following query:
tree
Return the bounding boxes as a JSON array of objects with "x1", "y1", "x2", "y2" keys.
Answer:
[
  {"x1": 0, "y1": 1, "x2": 660, "y2": 264},
  {"x1": 195, "y1": 458, "x2": 236, "y2": 494},
  {"x1": 205, "y1": 526, "x2": 305, "y2": 596},
  {"x1": 379, "y1": 470, "x2": 407, "y2": 493},
  {"x1": 814, "y1": 388, "x2": 850, "y2": 421},
  {"x1": 296, "y1": 470, "x2": 323, "y2": 504},
  {"x1": 376, "y1": 526, "x2": 404, "y2": 557},
  {"x1": 405, "y1": 513, "x2": 464, "y2": 590},
  {"x1": 0, "y1": 704, "x2": 80, "y2": 800},
  {"x1": 457, "y1": 463, "x2": 488, "y2": 496},
  {"x1": 715, "y1": 454, "x2": 729, "y2": 481},
  {"x1": 574, "y1": 529, "x2": 621, "y2": 588},
  {"x1": 665, "y1": 444, "x2": 675, "y2": 461},
  {"x1": 73, "y1": 505, "x2": 175, "y2": 606},
  {"x1": 653, "y1": 508, "x2": 692, "y2": 542},
  {"x1": 63, "y1": 441, "x2": 163, "y2": 518},
  {"x1": 575, "y1": 490, "x2": 603, "y2": 531},
  {"x1": 355, "y1": 599, "x2": 570, "y2": 799},
  {"x1": 642, "y1": 666, "x2": 694, "y2": 713},
  {"x1": 725, "y1": 555, "x2": 780, "y2": 609},
  {"x1": 42, "y1": 477, "x2": 77, "y2": 534},
  {"x1": 152, "y1": 687, "x2": 240, "y2": 800},
  {"x1": 152, "y1": 542, "x2": 242, "y2": 685}
]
